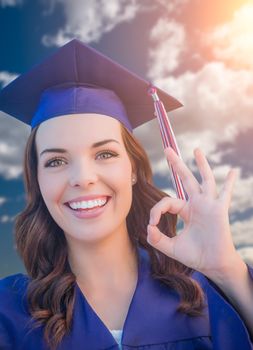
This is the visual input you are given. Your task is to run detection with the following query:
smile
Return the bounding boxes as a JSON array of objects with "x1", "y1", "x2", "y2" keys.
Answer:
[
  {"x1": 67, "y1": 197, "x2": 108, "y2": 210},
  {"x1": 64, "y1": 196, "x2": 111, "y2": 219}
]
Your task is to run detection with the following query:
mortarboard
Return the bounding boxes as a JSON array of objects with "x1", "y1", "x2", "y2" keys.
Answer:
[{"x1": 0, "y1": 39, "x2": 182, "y2": 132}]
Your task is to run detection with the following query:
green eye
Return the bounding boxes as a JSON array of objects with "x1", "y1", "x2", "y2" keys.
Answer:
[
  {"x1": 96, "y1": 151, "x2": 118, "y2": 160},
  {"x1": 45, "y1": 158, "x2": 66, "y2": 168}
]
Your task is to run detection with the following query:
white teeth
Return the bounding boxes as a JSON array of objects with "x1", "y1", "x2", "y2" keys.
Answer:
[{"x1": 69, "y1": 198, "x2": 107, "y2": 210}]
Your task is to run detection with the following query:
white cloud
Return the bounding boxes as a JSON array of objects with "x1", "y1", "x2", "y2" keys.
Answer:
[
  {"x1": 154, "y1": 0, "x2": 189, "y2": 14},
  {"x1": 140, "y1": 12, "x2": 253, "y2": 258},
  {"x1": 0, "y1": 197, "x2": 7, "y2": 206},
  {"x1": 148, "y1": 18, "x2": 186, "y2": 80},
  {"x1": 0, "y1": 112, "x2": 30, "y2": 180},
  {"x1": 137, "y1": 61, "x2": 253, "y2": 181},
  {"x1": 135, "y1": 72, "x2": 253, "y2": 265},
  {"x1": 146, "y1": 10, "x2": 253, "y2": 134},
  {"x1": 145, "y1": 0, "x2": 190, "y2": 16},
  {"x1": 0, "y1": 0, "x2": 22, "y2": 7},
  {"x1": 237, "y1": 247, "x2": 253, "y2": 266},
  {"x1": 150, "y1": 62, "x2": 253, "y2": 135},
  {"x1": 41, "y1": 0, "x2": 190, "y2": 47},
  {"x1": 136, "y1": 120, "x2": 253, "y2": 207},
  {"x1": 230, "y1": 172, "x2": 253, "y2": 214},
  {"x1": 232, "y1": 217, "x2": 253, "y2": 251},
  {"x1": 146, "y1": 18, "x2": 253, "y2": 175},
  {"x1": 0, "y1": 72, "x2": 30, "y2": 180},
  {"x1": 207, "y1": 2, "x2": 253, "y2": 70},
  {"x1": 0, "y1": 71, "x2": 18, "y2": 87},
  {"x1": 42, "y1": 0, "x2": 140, "y2": 47},
  {"x1": 0, "y1": 215, "x2": 15, "y2": 223}
]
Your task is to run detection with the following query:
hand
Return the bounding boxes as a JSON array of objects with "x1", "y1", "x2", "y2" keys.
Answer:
[{"x1": 147, "y1": 146, "x2": 240, "y2": 279}]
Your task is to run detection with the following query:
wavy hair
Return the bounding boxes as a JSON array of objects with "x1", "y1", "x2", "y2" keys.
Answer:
[{"x1": 15, "y1": 123, "x2": 205, "y2": 350}]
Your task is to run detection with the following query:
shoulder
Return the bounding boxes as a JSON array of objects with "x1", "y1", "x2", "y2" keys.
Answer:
[
  {"x1": 0, "y1": 273, "x2": 30, "y2": 293},
  {"x1": 0, "y1": 273, "x2": 30, "y2": 311},
  {"x1": 0, "y1": 274, "x2": 34, "y2": 348}
]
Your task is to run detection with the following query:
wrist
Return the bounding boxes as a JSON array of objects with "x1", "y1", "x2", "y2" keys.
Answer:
[{"x1": 207, "y1": 252, "x2": 247, "y2": 288}]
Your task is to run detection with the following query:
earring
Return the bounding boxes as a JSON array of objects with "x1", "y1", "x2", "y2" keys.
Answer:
[{"x1": 132, "y1": 176, "x2": 137, "y2": 184}]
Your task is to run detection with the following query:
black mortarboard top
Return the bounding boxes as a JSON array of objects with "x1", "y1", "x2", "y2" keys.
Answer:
[{"x1": 0, "y1": 39, "x2": 182, "y2": 132}]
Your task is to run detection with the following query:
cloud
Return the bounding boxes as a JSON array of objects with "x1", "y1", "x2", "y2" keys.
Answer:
[
  {"x1": 0, "y1": 215, "x2": 15, "y2": 223},
  {"x1": 42, "y1": 0, "x2": 141, "y2": 47},
  {"x1": 0, "y1": 71, "x2": 18, "y2": 87},
  {"x1": 139, "y1": 60, "x2": 253, "y2": 180},
  {"x1": 0, "y1": 112, "x2": 30, "y2": 180},
  {"x1": 140, "y1": 12, "x2": 253, "y2": 258},
  {"x1": 216, "y1": 128, "x2": 253, "y2": 179},
  {"x1": 151, "y1": 0, "x2": 189, "y2": 15},
  {"x1": 150, "y1": 63, "x2": 253, "y2": 134},
  {"x1": 147, "y1": 9, "x2": 253, "y2": 209},
  {"x1": 143, "y1": 14, "x2": 253, "y2": 192},
  {"x1": 41, "y1": 0, "x2": 190, "y2": 47},
  {"x1": 146, "y1": 5, "x2": 253, "y2": 134},
  {"x1": 0, "y1": 0, "x2": 22, "y2": 7},
  {"x1": 0, "y1": 71, "x2": 30, "y2": 180},
  {"x1": 237, "y1": 247, "x2": 253, "y2": 265},
  {"x1": 232, "y1": 216, "x2": 253, "y2": 251},
  {"x1": 0, "y1": 197, "x2": 7, "y2": 206},
  {"x1": 207, "y1": 2, "x2": 253, "y2": 70},
  {"x1": 148, "y1": 18, "x2": 186, "y2": 79},
  {"x1": 0, "y1": 73, "x2": 29, "y2": 180}
]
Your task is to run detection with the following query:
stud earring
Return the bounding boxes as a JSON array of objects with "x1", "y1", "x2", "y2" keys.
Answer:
[{"x1": 132, "y1": 176, "x2": 137, "y2": 184}]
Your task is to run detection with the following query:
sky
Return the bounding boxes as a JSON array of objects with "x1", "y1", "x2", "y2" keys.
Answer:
[{"x1": 0, "y1": 0, "x2": 253, "y2": 278}]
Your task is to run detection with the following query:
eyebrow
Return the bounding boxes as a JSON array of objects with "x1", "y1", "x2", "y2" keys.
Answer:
[{"x1": 39, "y1": 139, "x2": 120, "y2": 157}]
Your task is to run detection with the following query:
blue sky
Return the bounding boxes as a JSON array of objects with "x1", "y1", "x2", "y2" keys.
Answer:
[{"x1": 1, "y1": 0, "x2": 253, "y2": 277}]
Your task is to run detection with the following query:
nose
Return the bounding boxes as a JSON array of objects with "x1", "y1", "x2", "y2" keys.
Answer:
[{"x1": 69, "y1": 159, "x2": 99, "y2": 187}]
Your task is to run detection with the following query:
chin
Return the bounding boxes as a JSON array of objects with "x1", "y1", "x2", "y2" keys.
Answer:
[{"x1": 63, "y1": 227, "x2": 116, "y2": 244}]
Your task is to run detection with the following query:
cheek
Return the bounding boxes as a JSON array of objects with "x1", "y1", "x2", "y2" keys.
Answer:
[
  {"x1": 38, "y1": 172, "x2": 65, "y2": 206},
  {"x1": 110, "y1": 163, "x2": 133, "y2": 212},
  {"x1": 108, "y1": 161, "x2": 132, "y2": 189}
]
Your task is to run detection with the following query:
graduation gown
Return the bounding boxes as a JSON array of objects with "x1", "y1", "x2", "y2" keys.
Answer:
[{"x1": 0, "y1": 246, "x2": 252, "y2": 350}]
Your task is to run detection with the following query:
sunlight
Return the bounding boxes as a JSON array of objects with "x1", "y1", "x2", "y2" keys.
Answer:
[{"x1": 211, "y1": 1, "x2": 253, "y2": 69}]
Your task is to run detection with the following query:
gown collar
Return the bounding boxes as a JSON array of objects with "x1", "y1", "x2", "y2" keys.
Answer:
[{"x1": 66, "y1": 246, "x2": 210, "y2": 349}]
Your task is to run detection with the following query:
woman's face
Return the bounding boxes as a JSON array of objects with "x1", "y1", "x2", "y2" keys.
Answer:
[{"x1": 36, "y1": 114, "x2": 134, "y2": 245}]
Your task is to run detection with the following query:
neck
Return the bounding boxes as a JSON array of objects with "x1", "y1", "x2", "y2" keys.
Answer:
[{"x1": 66, "y1": 226, "x2": 138, "y2": 291}]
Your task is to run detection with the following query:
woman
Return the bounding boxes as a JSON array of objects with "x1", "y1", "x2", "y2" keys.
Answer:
[{"x1": 0, "y1": 39, "x2": 252, "y2": 350}]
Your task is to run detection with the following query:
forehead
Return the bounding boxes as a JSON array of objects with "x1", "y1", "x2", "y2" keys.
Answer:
[{"x1": 36, "y1": 114, "x2": 123, "y2": 150}]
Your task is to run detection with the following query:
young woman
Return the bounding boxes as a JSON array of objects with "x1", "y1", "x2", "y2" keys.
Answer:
[{"x1": 0, "y1": 39, "x2": 252, "y2": 350}]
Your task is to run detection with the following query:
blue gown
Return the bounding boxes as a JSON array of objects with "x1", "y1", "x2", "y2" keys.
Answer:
[{"x1": 0, "y1": 246, "x2": 252, "y2": 350}]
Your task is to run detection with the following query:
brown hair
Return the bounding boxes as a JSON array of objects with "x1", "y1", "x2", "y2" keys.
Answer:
[{"x1": 15, "y1": 123, "x2": 205, "y2": 349}]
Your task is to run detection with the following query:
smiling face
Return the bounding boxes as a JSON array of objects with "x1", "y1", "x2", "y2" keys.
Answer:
[{"x1": 36, "y1": 113, "x2": 135, "y2": 246}]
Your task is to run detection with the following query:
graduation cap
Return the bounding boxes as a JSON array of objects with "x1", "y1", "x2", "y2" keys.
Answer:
[
  {"x1": 0, "y1": 38, "x2": 182, "y2": 132},
  {"x1": 0, "y1": 38, "x2": 186, "y2": 199}
]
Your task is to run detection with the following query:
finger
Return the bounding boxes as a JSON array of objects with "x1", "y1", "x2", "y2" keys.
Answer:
[
  {"x1": 164, "y1": 147, "x2": 200, "y2": 195},
  {"x1": 147, "y1": 224, "x2": 176, "y2": 259},
  {"x1": 194, "y1": 148, "x2": 217, "y2": 197},
  {"x1": 149, "y1": 196, "x2": 188, "y2": 226},
  {"x1": 219, "y1": 168, "x2": 237, "y2": 206}
]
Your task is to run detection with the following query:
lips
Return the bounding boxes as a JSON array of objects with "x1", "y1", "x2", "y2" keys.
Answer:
[{"x1": 64, "y1": 196, "x2": 111, "y2": 219}]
